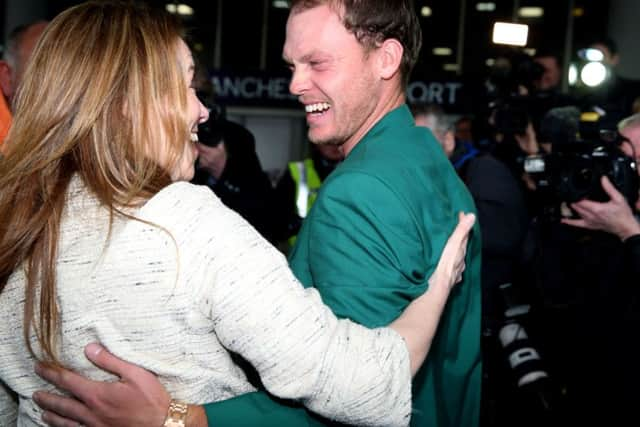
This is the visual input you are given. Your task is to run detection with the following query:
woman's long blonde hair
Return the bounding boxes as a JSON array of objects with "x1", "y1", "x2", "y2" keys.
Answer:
[{"x1": 0, "y1": 0, "x2": 191, "y2": 365}]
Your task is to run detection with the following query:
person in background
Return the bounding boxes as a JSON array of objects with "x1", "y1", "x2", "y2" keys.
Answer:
[
  {"x1": 0, "y1": 21, "x2": 47, "y2": 147},
  {"x1": 533, "y1": 51, "x2": 562, "y2": 93},
  {"x1": 585, "y1": 37, "x2": 640, "y2": 119},
  {"x1": 410, "y1": 103, "x2": 479, "y2": 173},
  {"x1": 514, "y1": 112, "x2": 640, "y2": 426},
  {"x1": 272, "y1": 142, "x2": 343, "y2": 248},
  {"x1": 32, "y1": 1, "x2": 482, "y2": 426},
  {"x1": 0, "y1": 90, "x2": 9, "y2": 148},
  {"x1": 191, "y1": 107, "x2": 277, "y2": 243},
  {"x1": 410, "y1": 102, "x2": 455, "y2": 157}
]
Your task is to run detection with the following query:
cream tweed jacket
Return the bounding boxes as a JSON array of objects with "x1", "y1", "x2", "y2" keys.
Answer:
[{"x1": 0, "y1": 177, "x2": 411, "y2": 427}]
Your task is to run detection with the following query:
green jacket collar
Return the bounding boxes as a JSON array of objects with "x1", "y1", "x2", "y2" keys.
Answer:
[{"x1": 347, "y1": 104, "x2": 414, "y2": 158}]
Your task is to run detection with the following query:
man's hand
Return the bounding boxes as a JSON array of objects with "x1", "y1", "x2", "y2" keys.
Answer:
[
  {"x1": 562, "y1": 175, "x2": 640, "y2": 241},
  {"x1": 32, "y1": 343, "x2": 206, "y2": 427},
  {"x1": 197, "y1": 141, "x2": 227, "y2": 179}
]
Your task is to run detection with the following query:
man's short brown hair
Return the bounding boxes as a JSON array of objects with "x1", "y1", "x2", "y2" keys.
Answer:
[{"x1": 290, "y1": 0, "x2": 422, "y2": 87}]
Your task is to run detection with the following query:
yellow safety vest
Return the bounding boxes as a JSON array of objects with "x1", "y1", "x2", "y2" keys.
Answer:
[{"x1": 288, "y1": 158, "x2": 322, "y2": 246}]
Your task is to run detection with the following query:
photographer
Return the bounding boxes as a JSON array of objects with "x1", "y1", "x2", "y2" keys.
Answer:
[
  {"x1": 562, "y1": 114, "x2": 640, "y2": 243},
  {"x1": 531, "y1": 113, "x2": 640, "y2": 424},
  {"x1": 192, "y1": 108, "x2": 278, "y2": 243}
]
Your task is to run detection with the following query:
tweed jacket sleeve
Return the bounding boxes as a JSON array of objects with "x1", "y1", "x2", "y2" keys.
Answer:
[
  {"x1": 0, "y1": 381, "x2": 17, "y2": 425},
  {"x1": 178, "y1": 184, "x2": 412, "y2": 427}
]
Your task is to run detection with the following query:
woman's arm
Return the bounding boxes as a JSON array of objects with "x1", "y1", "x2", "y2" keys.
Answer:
[
  {"x1": 32, "y1": 189, "x2": 474, "y2": 427},
  {"x1": 391, "y1": 212, "x2": 475, "y2": 375}
]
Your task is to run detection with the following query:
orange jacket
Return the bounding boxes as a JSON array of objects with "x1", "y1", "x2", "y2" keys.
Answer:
[{"x1": 0, "y1": 95, "x2": 11, "y2": 148}]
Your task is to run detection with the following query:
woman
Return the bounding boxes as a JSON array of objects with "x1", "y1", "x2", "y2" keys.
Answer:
[{"x1": 0, "y1": 2, "x2": 474, "y2": 426}]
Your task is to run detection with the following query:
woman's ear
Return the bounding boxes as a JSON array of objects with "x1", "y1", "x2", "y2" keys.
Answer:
[{"x1": 377, "y1": 38, "x2": 403, "y2": 80}]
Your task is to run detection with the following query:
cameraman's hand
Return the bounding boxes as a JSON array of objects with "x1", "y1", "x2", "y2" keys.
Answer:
[
  {"x1": 562, "y1": 176, "x2": 640, "y2": 241},
  {"x1": 197, "y1": 141, "x2": 227, "y2": 179}
]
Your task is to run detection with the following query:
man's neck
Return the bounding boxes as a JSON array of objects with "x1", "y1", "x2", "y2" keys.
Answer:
[{"x1": 341, "y1": 90, "x2": 405, "y2": 157}]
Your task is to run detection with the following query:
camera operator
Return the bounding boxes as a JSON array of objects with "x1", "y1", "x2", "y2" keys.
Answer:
[
  {"x1": 528, "y1": 113, "x2": 640, "y2": 424},
  {"x1": 192, "y1": 106, "x2": 278, "y2": 243},
  {"x1": 562, "y1": 114, "x2": 640, "y2": 242}
]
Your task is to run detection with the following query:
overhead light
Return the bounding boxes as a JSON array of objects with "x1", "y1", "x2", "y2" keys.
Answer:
[
  {"x1": 165, "y1": 3, "x2": 194, "y2": 16},
  {"x1": 443, "y1": 64, "x2": 459, "y2": 72},
  {"x1": 476, "y1": 2, "x2": 496, "y2": 12},
  {"x1": 421, "y1": 6, "x2": 432, "y2": 17},
  {"x1": 580, "y1": 62, "x2": 607, "y2": 87},
  {"x1": 177, "y1": 4, "x2": 193, "y2": 15},
  {"x1": 433, "y1": 47, "x2": 453, "y2": 56},
  {"x1": 273, "y1": 0, "x2": 289, "y2": 8},
  {"x1": 492, "y1": 22, "x2": 528, "y2": 47},
  {"x1": 485, "y1": 58, "x2": 496, "y2": 67},
  {"x1": 518, "y1": 7, "x2": 544, "y2": 18},
  {"x1": 573, "y1": 7, "x2": 585, "y2": 17}
]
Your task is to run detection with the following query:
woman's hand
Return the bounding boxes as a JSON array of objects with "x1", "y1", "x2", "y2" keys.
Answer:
[{"x1": 428, "y1": 212, "x2": 476, "y2": 291}]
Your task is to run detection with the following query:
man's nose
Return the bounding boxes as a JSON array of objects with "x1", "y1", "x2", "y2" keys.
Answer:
[{"x1": 289, "y1": 67, "x2": 311, "y2": 96}]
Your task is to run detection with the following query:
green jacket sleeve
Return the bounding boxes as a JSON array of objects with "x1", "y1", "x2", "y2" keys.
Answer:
[
  {"x1": 203, "y1": 391, "x2": 324, "y2": 427},
  {"x1": 290, "y1": 170, "x2": 434, "y2": 327},
  {"x1": 202, "y1": 173, "x2": 425, "y2": 427}
]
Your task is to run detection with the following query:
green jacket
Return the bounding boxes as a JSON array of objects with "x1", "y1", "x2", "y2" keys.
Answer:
[{"x1": 204, "y1": 105, "x2": 482, "y2": 426}]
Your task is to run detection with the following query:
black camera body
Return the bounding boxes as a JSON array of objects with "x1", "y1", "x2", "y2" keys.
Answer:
[{"x1": 525, "y1": 139, "x2": 639, "y2": 208}]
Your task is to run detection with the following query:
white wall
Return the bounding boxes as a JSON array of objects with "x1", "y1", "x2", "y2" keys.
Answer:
[{"x1": 227, "y1": 107, "x2": 308, "y2": 183}]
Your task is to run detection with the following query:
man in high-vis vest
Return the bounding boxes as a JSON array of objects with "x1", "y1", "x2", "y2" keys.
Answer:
[{"x1": 273, "y1": 143, "x2": 343, "y2": 248}]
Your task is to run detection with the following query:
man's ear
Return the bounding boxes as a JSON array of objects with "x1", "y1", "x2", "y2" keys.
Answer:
[
  {"x1": 443, "y1": 131, "x2": 456, "y2": 158},
  {"x1": 377, "y1": 39, "x2": 403, "y2": 80},
  {"x1": 0, "y1": 61, "x2": 12, "y2": 101}
]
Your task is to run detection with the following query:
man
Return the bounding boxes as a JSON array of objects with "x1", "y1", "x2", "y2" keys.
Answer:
[
  {"x1": 533, "y1": 53, "x2": 562, "y2": 93},
  {"x1": 191, "y1": 112, "x2": 278, "y2": 243},
  {"x1": 410, "y1": 102, "x2": 455, "y2": 157},
  {"x1": 562, "y1": 113, "x2": 640, "y2": 244},
  {"x1": 410, "y1": 103, "x2": 479, "y2": 174},
  {"x1": 272, "y1": 142, "x2": 343, "y2": 248},
  {"x1": 528, "y1": 113, "x2": 640, "y2": 424},
  {"x1": 0, "y1": 21, "x2": 47, "y2": 146},
  {"x1": 586, "y1": 37, "x2": 640, "y2": 119},
  {"x1": 34, "y1": 2, "x2": 482, "y2": 426}
]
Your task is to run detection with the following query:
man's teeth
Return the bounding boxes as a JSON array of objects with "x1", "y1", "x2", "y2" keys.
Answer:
[
  {"x1": 305, "y1": 102, "x2": 330, "y2": 113},
  {"x1": 190, "y1": 132, "x2": 199, "y2": 142}
]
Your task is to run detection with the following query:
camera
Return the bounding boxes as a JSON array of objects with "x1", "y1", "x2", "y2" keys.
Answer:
[
  {"x1": 487, "y1": 50, "x2": 545, "y2": 99},
  {"x1": 524, "y1": 113, "x2": 639, "y2": 216}
]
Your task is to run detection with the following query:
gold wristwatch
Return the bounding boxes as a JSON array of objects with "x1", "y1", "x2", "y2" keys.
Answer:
[{"x1": 163, "y1": 400, "x2": 188, "y2": 427}]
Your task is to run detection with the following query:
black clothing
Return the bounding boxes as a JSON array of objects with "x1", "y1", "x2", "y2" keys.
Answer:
[
  {"x1": 464, "y1": 152, "x2": 530, "y2": 330},
  {"x1": 192, "y1": 119, "x2": 277, "y2": 243},
  {"x1": 520, "y1": 221, "x2": 640, "y2": 425},
  {"x1": 580, "y1": 74, "x2": 640, "y2": 122}
]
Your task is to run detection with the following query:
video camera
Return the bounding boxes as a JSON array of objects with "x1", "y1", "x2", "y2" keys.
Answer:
[
  {"x1": 487, "y1": 50, "x2": 545, "y2": 99},
  {"x1": 524, "y1": 110, "x2": 639, "y2": 216}
]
